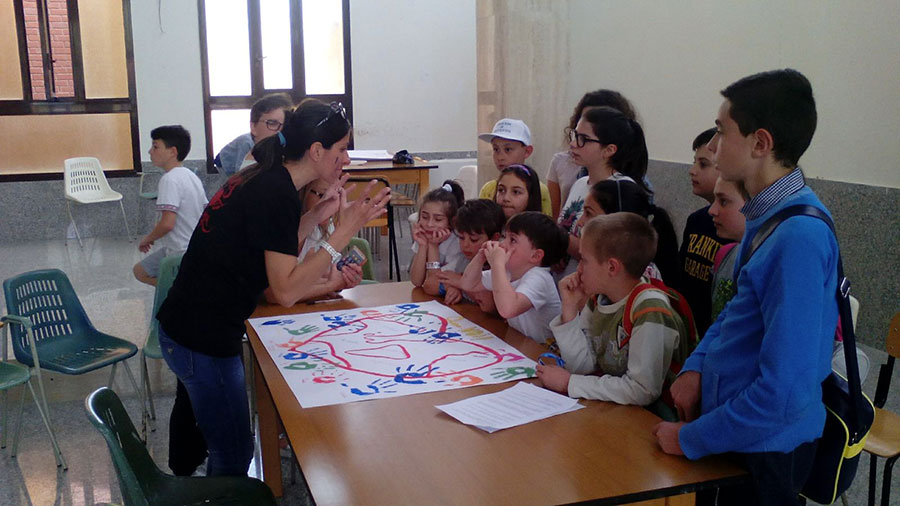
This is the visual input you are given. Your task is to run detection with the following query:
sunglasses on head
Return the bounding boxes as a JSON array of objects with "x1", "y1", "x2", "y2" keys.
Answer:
[{"x1": 315, "y1": 101, "x2": 347, "y2": 128}]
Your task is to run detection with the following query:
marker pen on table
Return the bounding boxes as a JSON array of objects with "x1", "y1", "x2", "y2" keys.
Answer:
[{"x1": 307, "y1": 296, "x2": 344, "y2": 305}]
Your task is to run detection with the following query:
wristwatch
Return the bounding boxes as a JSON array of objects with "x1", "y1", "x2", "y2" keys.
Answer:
[
  {"x1": 320, "y1": 241, "x2": 342, "y2": 264},
  {"x1": 426, "y1": 261, "x2": 441, "y2": 270}
]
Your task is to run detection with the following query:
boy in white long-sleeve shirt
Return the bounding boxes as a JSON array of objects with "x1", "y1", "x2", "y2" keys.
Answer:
[{"x1": 537, "y1": 212, "x2": 686, "y2": 406}]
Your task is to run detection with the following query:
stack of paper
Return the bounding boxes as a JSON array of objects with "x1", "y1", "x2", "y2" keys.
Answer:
[
  {"x1": 348, "y1": 149, "x2": 393, "y2": 160},
  {"x1": 436, "y1": 382, "x2": 583, "y2": 433}
]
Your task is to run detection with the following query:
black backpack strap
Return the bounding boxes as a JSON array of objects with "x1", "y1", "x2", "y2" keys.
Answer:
[{"x1": 740, "y1": 204, "x2": 866, "y2": 439}]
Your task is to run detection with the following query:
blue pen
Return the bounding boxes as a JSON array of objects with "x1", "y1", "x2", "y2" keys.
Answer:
[{"x1": 538, "y1": 352, "x2": 565, "y2": 367}]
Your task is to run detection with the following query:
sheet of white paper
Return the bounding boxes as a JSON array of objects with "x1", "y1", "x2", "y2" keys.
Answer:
[
  {"x1": 348, "y1": 149, "x2": 393, "y2": 160},
  {"x1": 436, "y1": 382, "x2": 584, "y2": 433}
]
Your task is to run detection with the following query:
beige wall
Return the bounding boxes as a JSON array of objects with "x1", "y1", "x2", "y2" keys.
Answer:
[{"x1": 565, "y1": 0, "x2": 900, "y2": 189}]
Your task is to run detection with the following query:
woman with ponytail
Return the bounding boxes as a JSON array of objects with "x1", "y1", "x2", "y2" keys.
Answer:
[
  {"x1": 555, "y1": 106, "x2": 651, "y2": 280},
  {"x1": 156, "y1": 99, "x2": 390, "y2": 477},
  {"x1": 576, "y1": 179, "x2": 679, "y2": 283}
]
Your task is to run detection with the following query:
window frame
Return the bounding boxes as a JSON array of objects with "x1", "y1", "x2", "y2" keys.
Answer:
[
  {"x1": 197, "y1": 0, "x2": 353, "y2": 173},
  {"x1": 0, "y1": 0, "x2": 140, "y2": 182}
]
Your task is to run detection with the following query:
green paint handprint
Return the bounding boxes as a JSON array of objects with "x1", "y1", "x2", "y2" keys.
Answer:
[
  {"x1": 285, "y1": 361, "x2": 317, "y2": 370},
  {"x1": 491, "y1": 366, "x2": 535, "y2": 380},
  {"x1": 285, "y1": 324, "x2": 318, "y2": 336}
]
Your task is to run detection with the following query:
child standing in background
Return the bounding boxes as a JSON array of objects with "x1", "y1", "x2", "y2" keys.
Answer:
[
  {"x1": 478, "y1": 119, "x2": 552, "y2": 216},
  {"x1": 537, "y1": 213, "x2": 686, "y2": 406},
  {"x1": 133, "y1": 125, "x2": 208, "y2": 287},
  {"x1": 556, "y1": 106, "x2": 649, "y2": 280},
  {"x1": 409, "y1": 181, "x2": 465, "y2": 287},
  {"x1": 673, "y1": 128, "x2": 731, "y2": 336},
  {"x1": 461, "y1": 212, "x2": 568, "y2": 344},
  {"x1": 493, "y1": 164, "x2": 543, "y2": 220},
  {"x1": 425, "y1": 199, "x2": 505, "y2": 305},
  {"x1": 576, "y1": 179, "x2": 679, "y2": 283},
  {"x1": 707, "y1": 176, "x2": 748, "y2": 323},
  {"x1": 547, "y1": 89, "x2": 638, "y2": 218}
]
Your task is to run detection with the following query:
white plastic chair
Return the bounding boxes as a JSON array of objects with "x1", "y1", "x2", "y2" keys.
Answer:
[
  {"x1": 456, "y1": 165, "x2": 478, "y2": 200},
  {"x1": 64, "y1": 157, "x2": 132, "y2": 246}
]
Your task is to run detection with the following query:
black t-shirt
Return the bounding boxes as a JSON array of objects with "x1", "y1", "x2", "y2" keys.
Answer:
[
  {"x1": 157, "y1": 166, "x2": 301, "y2": 357},
  {"x1": 673, "y1": 206, "x2": 731, "y2": 337}
]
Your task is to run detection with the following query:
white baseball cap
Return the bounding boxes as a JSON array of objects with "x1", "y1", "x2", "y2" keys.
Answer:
[{"x1": 478, "y1": 118, "x2": 532, "y2": 145}]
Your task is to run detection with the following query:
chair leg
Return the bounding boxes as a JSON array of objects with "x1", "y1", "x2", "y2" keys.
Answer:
[
  {"x1": 882, "y1": 456, "x2": 899, "y2": 506},
  {"x1": 841, "y1": 492, "x2": 850, "y2": 506},
  {"x1": 108, "y1": 362, "x2": 118, "y2": 389},
  {"x1": 66, "y1": 201, "x2": 83, "y2": 248},
  {"x1": 121, "y1": 360, "x2": 144, "y2": 409},
  {"x1": 118, "y1": 200, "x2": 132, "y2": 242},
  {"x1": 10, "y1": 384, "x2": 26, "y2": 456},
  {"x1": 24, "y1": 379, "x2": 66, "y2": 469},
  {"x1": 1, "y1": 390, "x2": 7, "y2": 448},
  {"x1": 870, "y1": 453, "x2": 878, "y2": 506},
  {"x1": 142, "y1": 354, "x2": 157, "y2": 421}
]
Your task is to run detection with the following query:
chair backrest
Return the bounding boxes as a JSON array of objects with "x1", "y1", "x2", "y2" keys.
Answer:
[
  {"x1": 3, "y1": 269, "x2": 94, "y2": 365},
  {"x1": 455, "y1": 165, "x2": 478, "y2": 199},
  {"x1": 145, "y1": 254, "x2": 184, "y2": 353},
  {"x1": 886, "y1": 312, "x2": 900, "y2": 359},
  {"x1": 64, "y1": 157, "x2": 114, "y2": 199},
  {"x1": 348, "y1": 237, "x2": 375, "y2": 281},
  {"x1": 345, "y1": 177, "x2": 391, "y2": 227},
  {"x1": 85, "y1": 387, "x2": 164, "y2": 506}
]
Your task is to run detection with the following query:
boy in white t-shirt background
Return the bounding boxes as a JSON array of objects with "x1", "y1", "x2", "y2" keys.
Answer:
[
  {"x1": 133, "y1": 125, "x2": 208, "y2": 286},
  {"x1": 460, "y1": 211, "x2": 568, "y2": 344}
]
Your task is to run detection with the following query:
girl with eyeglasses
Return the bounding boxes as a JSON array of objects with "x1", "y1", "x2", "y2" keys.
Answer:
[
  {"x1": 547, "y1": 89, "x2": 637, "y2": 218},
  {"x1": 156, "y1": 98, "x2": 388, "y2": 478},
  {"x1": 555, "y1": 106, "x2": 651, "y2": 282}
]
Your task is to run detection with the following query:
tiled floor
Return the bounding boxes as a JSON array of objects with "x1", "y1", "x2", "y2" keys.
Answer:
[{"x1": 0, "y1": 228, "x2": 897, "y2": 505}]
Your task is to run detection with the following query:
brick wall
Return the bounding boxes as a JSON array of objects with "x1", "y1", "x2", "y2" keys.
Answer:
[{"x1": 22, "y1": 0, "x2": 74, "y2": 99}]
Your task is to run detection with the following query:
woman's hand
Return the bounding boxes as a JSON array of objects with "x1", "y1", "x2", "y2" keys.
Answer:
[
  {"x1": 311, "y1": 173, "x2": 350, "y2": 223},
  {"x1": 339, "y1": 263, "x2": 364, "y2": 290},
  {"x1": 342, "y1": 180, "x2": 391, "y2": 233}
]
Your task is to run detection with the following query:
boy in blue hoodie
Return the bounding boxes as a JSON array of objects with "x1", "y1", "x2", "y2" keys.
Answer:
[{"x1": 652, "y1": 69, "x2": 838, "y2": 506}]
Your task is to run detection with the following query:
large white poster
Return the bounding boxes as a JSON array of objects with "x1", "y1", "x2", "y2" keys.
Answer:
[{"x1": 249, "y1": 301, "x2": 537, "y2": 408}]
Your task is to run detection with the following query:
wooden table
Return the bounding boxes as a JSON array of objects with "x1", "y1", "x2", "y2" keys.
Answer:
[
  {"x1": 247, "y1": 283, "x2": 745, "y2": 505},
  {"x1": 344, "y1": 159, "x2": 438, "y2": 197}
]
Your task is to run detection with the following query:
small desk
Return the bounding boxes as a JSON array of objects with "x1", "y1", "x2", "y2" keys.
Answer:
[
  {"x1": 344, "y1": 159, "x2": 438, "y2": 198},
  {"x1": 247, "y1": 283, "x2": 745, "y2": 505}
]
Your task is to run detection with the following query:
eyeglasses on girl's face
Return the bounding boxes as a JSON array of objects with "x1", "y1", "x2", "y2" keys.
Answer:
[
  {"x1": 315, "y1": 102, "x2": 347, "y2": 128},
  {"x1": 566, "y1": 127, "x2": 602, "y2": 148}
]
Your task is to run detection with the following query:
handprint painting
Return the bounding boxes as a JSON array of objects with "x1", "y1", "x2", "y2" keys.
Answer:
[{"x1": 249, "y1": 301, "x2": 537, "y2": 407}]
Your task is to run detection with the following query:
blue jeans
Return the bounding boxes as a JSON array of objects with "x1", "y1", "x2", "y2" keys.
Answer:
[{"x1": 159, "y1": 328, "x2": 253, "y2": 476}]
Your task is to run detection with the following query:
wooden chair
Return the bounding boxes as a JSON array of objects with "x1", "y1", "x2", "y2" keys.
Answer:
[
  {"x1": 863, "y1": 312, "x2": 900, "y2": 506},
  {"x1": 345, "y1": 178, "x2": 399, "y2": 281}
]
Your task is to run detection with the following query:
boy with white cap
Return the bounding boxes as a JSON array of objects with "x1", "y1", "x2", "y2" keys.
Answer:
[{"x1": 478, "y1": 118, "x2": 552, "y2": 216}]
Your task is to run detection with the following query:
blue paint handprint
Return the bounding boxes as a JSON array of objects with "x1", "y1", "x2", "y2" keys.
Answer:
[
  {"x1": 342, "y1": 378, "x2": 397, "y2": 396},
  {"x1": 283, "y1": 347, "x2": 327, "y2": 361},
  {"x1": 394, "y1": 364, "x2": 438, "y2": 384},
  {"x1": 262, "y1": 319, "x2": 294, "y2": 326},
  {"x1": 396, "y1": 303, "x2": 420, "y2": 310},
  {"x1": 490, "y1": 366, "x2": 535, "y2": 380},
  {"x1": 323, "y1": 315, "x2": 351, "y2": 329},
  {"x1": 425, "y1": 331, "x2": 461, "y2": 344}
]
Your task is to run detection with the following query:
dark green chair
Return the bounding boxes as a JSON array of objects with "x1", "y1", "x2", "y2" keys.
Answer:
[
  {"x1": 86, "y1": 387, "x2": 276, "y2": 506},
  {"x1": 0, "y1": 320, "x2": 66, "y2": 468},
  {"x1": 139, "y1": 254, "x2": 183, "y2": 437},
  {"x1": 3, "y1": 269, "x2": 142, "y2": 449}
]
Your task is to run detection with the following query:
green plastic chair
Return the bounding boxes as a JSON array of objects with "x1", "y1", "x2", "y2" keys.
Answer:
[
  {"x1": 347, "y1": 237, "x2": 376, "y2": 283},
  {"x1": 3, "y1": 269, "x2": 142, "y2": 448},
  {"x1": 139, "y1": 254, "x2": 183, "y2": 436},
  {"x1": 86, "y1": 387, "x2": 276, "y2": 506},
  {"x1": 0, "y1": 320, "x2": 66, "y2": 468}
]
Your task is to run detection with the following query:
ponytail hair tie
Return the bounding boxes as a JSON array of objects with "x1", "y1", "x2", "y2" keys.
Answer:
[
  {"x1": 277, "y1": 132, "x2": 286, "y2": 147},
  {"x1": 442, "y1": 183, "x2": 453, "y2": 192}
]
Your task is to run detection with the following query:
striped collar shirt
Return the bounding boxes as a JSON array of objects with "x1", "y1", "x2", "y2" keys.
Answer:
[{"x1": 741, "y1": 167, "x2": 806, "y2": 220}]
